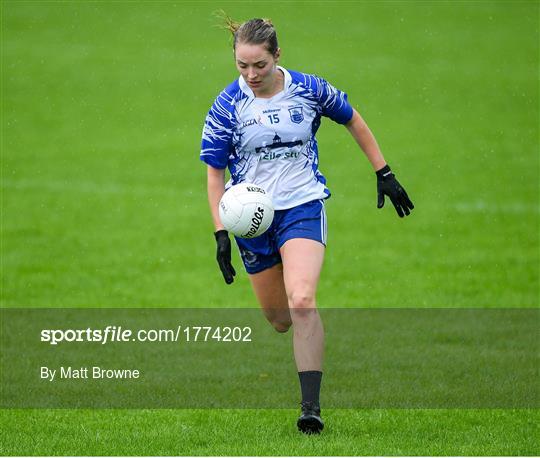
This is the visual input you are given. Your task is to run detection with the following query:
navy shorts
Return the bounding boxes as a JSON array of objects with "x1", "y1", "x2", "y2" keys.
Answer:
[{"x1": 235, "y1": 199, "x2": 327, "y2": 274}]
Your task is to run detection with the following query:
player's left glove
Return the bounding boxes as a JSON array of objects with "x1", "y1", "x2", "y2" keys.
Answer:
[
  {"x1": 214, "y1": 230, "x2": 236, "y2": 285},
  {"x1": 376, "y1": 164, "x2": 414, "y2": 218}
]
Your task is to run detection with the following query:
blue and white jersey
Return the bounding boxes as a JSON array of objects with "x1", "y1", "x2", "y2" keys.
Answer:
[{"x1": 200, "y1": 66, "x2": 353, "y2": 210}]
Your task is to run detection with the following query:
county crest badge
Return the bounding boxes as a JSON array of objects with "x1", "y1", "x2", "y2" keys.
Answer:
[{"x1": 288, "y1": 106, "x2": 304, "y2": 124}]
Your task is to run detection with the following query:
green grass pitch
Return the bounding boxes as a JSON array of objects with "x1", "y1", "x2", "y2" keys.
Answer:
[{"x1": 1, "y1": 1, "x2": 538, "y2": 455}]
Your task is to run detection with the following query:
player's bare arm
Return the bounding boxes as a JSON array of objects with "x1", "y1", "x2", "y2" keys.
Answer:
[
  {"x1": 207, "y1": 165, "x2": 226, "y2": 231},
  {"x1": 345, "y1": 108, "x2": 387, "y2": 171},
  {"x1": 207, "y1": 165, "x2": 236, "y2": 284},
  {"x1": 346, "y1": 108, "x2": 414, "y2": 217}
]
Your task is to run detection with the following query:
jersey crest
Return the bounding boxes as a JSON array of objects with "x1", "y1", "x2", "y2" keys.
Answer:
[{"x1": 288, "y1": 105, "x2": 304, "y2": 124}]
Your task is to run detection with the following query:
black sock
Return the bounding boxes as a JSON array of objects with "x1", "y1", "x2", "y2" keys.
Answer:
[{"x1": 298, "y1": 370, "x2": 322, "y2": 405}]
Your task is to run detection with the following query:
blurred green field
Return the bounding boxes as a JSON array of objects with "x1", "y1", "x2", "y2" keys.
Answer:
[
  {"x1": 1, "y1": 0, "x2": 538, "y2": 455},
  {"x1": 1, "y1": 409, "x2": 538, "y2": 456}
]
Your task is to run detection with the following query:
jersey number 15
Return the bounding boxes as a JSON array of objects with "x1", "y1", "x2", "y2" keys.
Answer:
[{"x1": 267, "y1": 114, "x2": 280, "y2": 124}]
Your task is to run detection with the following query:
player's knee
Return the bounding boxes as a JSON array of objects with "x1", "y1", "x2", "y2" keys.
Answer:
[
  {"x1": 272, "y1": 320, "x2": 292, "y2": 333},
  {"x1": 289, "y1": 293, "x2": 316, "y2": 310},
  {"x1": 263, "y1": 309, "x2": 292, "y2": 333}
]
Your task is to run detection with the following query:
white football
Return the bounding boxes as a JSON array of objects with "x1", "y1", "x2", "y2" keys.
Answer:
[{"x1": 218, "y1": 183, "x2": 274, "y2": 238}]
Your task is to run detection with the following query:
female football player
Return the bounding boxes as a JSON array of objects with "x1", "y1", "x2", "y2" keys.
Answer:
[{"x1": 200, "y1": 17, "x2": 413, "y2": 434}]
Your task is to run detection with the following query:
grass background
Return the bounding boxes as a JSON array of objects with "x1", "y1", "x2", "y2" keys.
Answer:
[{"x1": 1, "y1": 0, "x2": 538, "y2": 455}]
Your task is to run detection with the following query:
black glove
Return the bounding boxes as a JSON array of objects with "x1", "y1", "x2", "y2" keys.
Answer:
[
  {"x1": 214, "y1": 230, "x2": 236, "y2": 284},
  {"x1": 376, "y1": 164, "x2": 414, "y2": 218}
]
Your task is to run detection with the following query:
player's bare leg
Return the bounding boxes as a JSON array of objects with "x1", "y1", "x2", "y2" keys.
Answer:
[
  {"x1": 280, "y1": 238, "x2": 324, "y2": 371},
  {"x1": 248, "y1": 263, "x2": 291, "y2": 333},
  {"x1": 280, "y1": 238, "x2": 325, "y2": 434}
]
